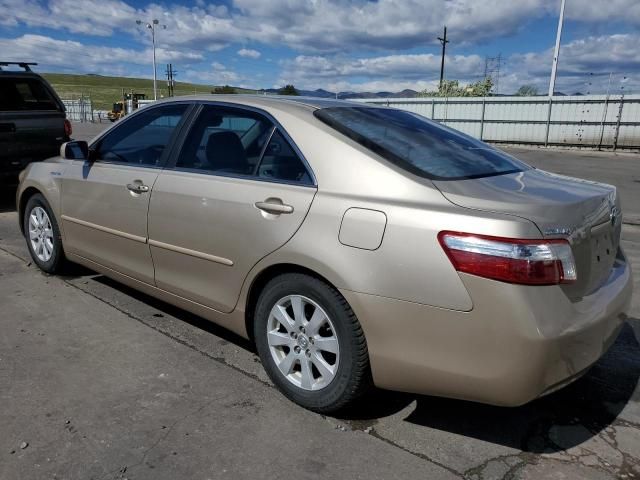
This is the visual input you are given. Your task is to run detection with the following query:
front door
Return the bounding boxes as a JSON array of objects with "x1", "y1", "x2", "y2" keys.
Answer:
[
  {"x1": 61, "y1": 103, "x2": 190, "y2": 284},
  {"x1": 148, "y1": 104, "x2": 317, "y2": 312}
]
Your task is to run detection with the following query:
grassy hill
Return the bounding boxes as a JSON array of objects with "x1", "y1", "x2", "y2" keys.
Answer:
[{"x1": 41, "y1": 73, "x2": 256, "y2": 110}]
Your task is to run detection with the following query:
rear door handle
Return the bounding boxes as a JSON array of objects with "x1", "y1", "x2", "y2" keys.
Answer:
[
  {"x1": 255, "y1": 200, "x2": 294, "y2": 215},
  {"x1": 127, "y1": 182, "x2": 150, "y2": 194}
]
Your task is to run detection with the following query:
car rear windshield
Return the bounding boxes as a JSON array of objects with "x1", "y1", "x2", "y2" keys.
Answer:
[
  {"x1": 314, "y1": 106, "x2": 528, "y2": 180},
  {"x1": 0, "y1": 78, "x2": 61, "y2": 112}
]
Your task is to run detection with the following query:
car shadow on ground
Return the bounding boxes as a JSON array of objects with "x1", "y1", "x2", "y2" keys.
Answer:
[
  {"x1": 75, "y1": 272, "x2": 640, "y2": 455},
  {"x1": 87, "y1": 274, "x2": 255, "y2": 352},
  {"x1": 0, "y1": 185, "x2": 17, "y2": 213},
  {"x1": 338, "y1": 319, "x2": 640, "y2": 453}
]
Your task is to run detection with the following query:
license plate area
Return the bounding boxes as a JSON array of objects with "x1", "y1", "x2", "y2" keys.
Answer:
[{"x1": 588, "y1": 221, "x2": 616, "y2": 290}]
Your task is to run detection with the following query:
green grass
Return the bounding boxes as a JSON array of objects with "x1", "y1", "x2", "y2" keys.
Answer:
[{"x1": 42, "y1": 73, "x2": 257, "y2": 110}]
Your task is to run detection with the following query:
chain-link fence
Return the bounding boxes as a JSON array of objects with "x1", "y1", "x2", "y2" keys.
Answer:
[{"x1": 60, "y1": 95, "x2": 95, "y2": 122}]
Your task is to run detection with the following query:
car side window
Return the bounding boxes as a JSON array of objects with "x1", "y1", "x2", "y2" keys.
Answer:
[
  {"x1": 175, "y1": 105, "x2": 273, "y2": 176},
  {"x1": 256, "y1": 129, "x2": 312, "y2": 184},
  {"x1": 93, "y1": 104, "x2": 188, "y2": 166}
]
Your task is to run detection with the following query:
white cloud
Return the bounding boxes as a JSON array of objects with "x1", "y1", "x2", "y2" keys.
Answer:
[
  {"x1": 275, "y1": 32, "x2": 640, "y2": 94},
  {"x1": 183, "y1": 62, "x2": 242, "y2": 85},
  {"x1": 0, "y1": 34, "x2": 202, "y2": 76},
  {"x1": 232, "y1": 0, "x2": 548, "y2": 51},
  {"x1": 506, "y1": 33, "x2": 640, "y2": 93},
  {"x1": 0, "y1": 0, "x2": 136, "y2": 36},
  {"x1": 277, "y1": 53, "x2": 485, "y2": 92},
  {"x1": 563, "y1": 0, "x2": 640, "y2": 24},
  {"x1": 2, "y1": 0, "x2": 640, "y2": 56},
  {"x1": 2, "y1": 1, "x2": 640, "y2": 95},
  {"x1": 237, "y1": 48, "x2": 261, "y2": 59}
]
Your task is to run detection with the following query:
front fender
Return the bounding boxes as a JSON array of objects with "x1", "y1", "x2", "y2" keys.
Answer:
[{"x1": 17, "y1": 158, "x2": 68, "y2": 236}]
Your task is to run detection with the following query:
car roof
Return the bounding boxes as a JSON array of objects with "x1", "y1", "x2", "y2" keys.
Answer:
[
  {"x1": 153, "y1": 94, "x2": 375, "y2": 115},
  {"x1": 0, "y1": 70, "x2": 44, "y2": 78}
]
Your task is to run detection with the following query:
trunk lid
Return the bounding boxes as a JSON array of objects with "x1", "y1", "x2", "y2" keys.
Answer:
[{"x1": 433, "y1": 168, "x2": 622, "y2": 299}]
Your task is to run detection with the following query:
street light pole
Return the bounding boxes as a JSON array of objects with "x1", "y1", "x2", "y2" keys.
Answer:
[
  {"x1": 137, "y1": 19, "x2": 166, "y2": 101},
  {"x1": 548, "y1": 0, "x2": 566, "y2": 97},
  {"x1": 151, "y1": 23, "x2": 157, "y2": 100}
]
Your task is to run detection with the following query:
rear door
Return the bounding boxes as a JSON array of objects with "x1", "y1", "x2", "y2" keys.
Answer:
[
  {"x1": 61, "y1": 103, "x2": 190, "y2": 284},
  {"x1": 148, "y1": 103, "x2": 316, "y2": 313},
  {"x1": 0, "y1": 76, "x2": 66, "y2": 172}
]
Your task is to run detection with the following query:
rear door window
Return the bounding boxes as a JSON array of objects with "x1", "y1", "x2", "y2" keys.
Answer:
[
  {"x1": 174, "y1": 104, "x2": 313, "y2": 185},
  {"x1": 257, "y1": 130, "x2": 313, "y2": 184},
  {"x1": 175, "y1": 105, "x2": 272, "y2": 175},
  {"x1": 314, "y1": 107, "x2": 528, "y2": 180},
  {"x1": 0, "y1": 78, "x2": 60, "y2": 111}
]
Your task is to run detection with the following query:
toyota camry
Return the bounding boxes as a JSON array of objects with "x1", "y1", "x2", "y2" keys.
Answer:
[{"x1": 17, "y1": 95, "x2": 632, "y2": 413}]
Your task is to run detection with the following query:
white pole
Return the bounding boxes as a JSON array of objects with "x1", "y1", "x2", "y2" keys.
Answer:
[
  {"x1": 548, "y1": 0, "x2": 566, "y2": 97},
  {"x1": 152, "y1": 25, "x2": 157, "y2": 101}
]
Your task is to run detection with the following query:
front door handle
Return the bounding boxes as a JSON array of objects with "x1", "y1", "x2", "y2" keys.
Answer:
[
  {"x1": 126, "y1": 182, "x2": 150, "y2": 194},
  {"x1": 255, "y1": 200, "x2": 294, "y2": 215}
]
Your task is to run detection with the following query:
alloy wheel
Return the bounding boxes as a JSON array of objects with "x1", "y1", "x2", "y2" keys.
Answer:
[
  {"x1": 266, "y1": 295, "x2": 340, "y2": 391},
  {"x1": 28, "y1": 206, "x2": 54, "y2": 262}
]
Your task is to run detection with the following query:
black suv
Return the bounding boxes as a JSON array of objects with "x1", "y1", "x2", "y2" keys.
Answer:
[{"x1": 0, "y1": 62, "x2": 71, "y2": 183}]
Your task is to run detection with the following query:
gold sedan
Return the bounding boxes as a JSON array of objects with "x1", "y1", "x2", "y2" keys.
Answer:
[{"x1": 17, "y1": 96, "x2": 632, "y2": 412}]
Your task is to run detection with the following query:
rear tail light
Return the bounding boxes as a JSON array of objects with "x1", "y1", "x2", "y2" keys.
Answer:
[
  {"x1": 438, "y1": 231, "x2": 577, "y2": 286},
  {"x1": 64, "y1": 118, "x2": 72, "y2": 137}
]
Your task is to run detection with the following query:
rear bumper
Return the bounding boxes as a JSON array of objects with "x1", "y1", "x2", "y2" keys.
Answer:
[{"x1": 341, "y1": 250, "x2": 632, "y2": 406}]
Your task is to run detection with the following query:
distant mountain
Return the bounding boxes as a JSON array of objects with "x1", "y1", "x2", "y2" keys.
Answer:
[{"x1": 255, "y1": 87, "x2": 421, "y2": 99}]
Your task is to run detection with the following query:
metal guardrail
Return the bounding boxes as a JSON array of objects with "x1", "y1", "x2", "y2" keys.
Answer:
[{"x1": 355, "y1": 95, "x2": 640, "y2": 150}]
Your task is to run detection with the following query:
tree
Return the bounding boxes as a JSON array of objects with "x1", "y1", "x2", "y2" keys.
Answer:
[
  {"x1": 211, "y1": 85, "x2": 236, "y2": 94},
  {"x1": 279, "y1": 84, "x2": 300, "y2": 96},
  {"x1": 419, "y1": 77, "x2": 493, "y2": 97},
  {"x1": 516, "y1": 85, "x2": 539, "y2": 96}
]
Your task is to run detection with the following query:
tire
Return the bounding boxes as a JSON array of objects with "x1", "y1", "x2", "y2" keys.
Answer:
[
  {"x1": 23, "y1": 193, "x2": 67, "y2": 274},
  {"x1": 254, "y1": 273, "x2": 371, "y2": 413}
]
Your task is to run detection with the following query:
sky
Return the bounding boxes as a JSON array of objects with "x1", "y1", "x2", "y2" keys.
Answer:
[{"x1": 1, "y1": 0, "x2": 639, "y2": 95}]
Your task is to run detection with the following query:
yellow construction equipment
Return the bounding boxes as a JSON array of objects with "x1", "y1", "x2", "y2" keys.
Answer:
[{"x1": 107, "y1": 92, "x2": 146, "y2": 122}]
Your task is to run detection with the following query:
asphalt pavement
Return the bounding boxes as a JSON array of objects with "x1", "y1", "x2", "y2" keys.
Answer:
[{"x1": 0, "y1": 123, "x2": 639, "y2": 479}]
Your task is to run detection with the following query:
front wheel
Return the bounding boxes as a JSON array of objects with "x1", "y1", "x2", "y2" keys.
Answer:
[
  {"x1": 23, "y1": 193, "x2": 67, "y2": 274},
  {"x1": 254, "y1": 273, "x2": 371, "y2": 413}
]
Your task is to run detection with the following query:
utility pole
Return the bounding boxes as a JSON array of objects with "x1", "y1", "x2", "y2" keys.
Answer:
[
  {"x1": 548, "y1": 0, "x2": 566, "y2": 97},
  {"x1": 438, "y1": 26, "x2": 449, "y2": 91},
  {"x1": 166, "y1": 64, "x2": 176, "y2": 97}
]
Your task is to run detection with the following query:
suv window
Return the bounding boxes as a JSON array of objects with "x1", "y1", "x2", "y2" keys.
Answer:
[
  {"x1": 176, "y1": 105, "x2": 272, "y2": 175},
  {"x1": 314, "y1": 107, "x2": 528, "y2": 180},
  {"x1": 93, "y1": 104, "x2": 188, "y2": 166},
  {"x1": 0, "y1": 78, "x2": 60, "y2": 111},
  {"x1": 175, "y1": 105, "x2": 312, "y2": 184}
]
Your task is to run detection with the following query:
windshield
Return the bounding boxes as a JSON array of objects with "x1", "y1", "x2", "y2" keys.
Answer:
[{"x1": 314, "y1": 106, "x2": 528, "y2": 180}]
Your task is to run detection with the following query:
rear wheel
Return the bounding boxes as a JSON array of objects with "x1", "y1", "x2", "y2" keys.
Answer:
[
  {"x1": 23, "y1": 194, "x2": 67, "y2": 274},
  {"x1": 254, "y1": 273, "x2": 371, "y2": 413}
]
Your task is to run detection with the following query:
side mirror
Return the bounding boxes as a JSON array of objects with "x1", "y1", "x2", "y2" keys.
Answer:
[{"x1": 60, "y1": 141, "x2": 89, "y2": 160}]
